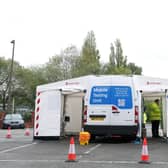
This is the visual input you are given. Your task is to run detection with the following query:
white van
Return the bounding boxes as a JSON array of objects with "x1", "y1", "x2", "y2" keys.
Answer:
[{"x1": 83, "y1": 76, "x2": 139, "y2": 140}]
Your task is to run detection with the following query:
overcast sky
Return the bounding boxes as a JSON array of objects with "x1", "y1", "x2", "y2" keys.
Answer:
[{"x1": 0, "y1": 0, "x2": 168, "y2": 78}]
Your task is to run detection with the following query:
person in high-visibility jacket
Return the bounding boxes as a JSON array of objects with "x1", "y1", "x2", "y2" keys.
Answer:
[
  {"x1": 148, "y1": 99, "x2": 161, "y2": 138},
  {"x1": 143, "y1": 112, "x2": 147, "y2": 125},
  {"x1": 142, "y1": 111, "x2": 147, "y2": 138}
]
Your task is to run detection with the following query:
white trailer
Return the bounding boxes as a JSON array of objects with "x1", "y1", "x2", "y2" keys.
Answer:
[
  {"x1": 33, "y1": 75, "x2": 93, "y2": 139},
  {"x1": 33, "y1": 75, "x2": 168, "y2": 141}
]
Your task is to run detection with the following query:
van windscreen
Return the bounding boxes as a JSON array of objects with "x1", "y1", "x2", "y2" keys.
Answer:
[{"x1": 90, "y1": 86, "x2": 132, "y2": 109}]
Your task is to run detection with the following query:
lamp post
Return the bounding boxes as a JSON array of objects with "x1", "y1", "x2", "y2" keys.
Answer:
[{"x1": 7, "y1": 40, "x2": 15, "y2": 113}]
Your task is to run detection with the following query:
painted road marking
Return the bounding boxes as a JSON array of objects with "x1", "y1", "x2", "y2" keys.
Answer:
[
  {"x1": 0, "y1": 159, "x2": 168, "y2": 165},
  {"x1": 81, "y1": 160, "x2": 168, "y2": 165},
  {"x1": 0, "y1": 142, "x2": 37, "y2": 154},
  {"x1": 84, "y1": 144, "x2": 101, "y2": 154},
  {"x1": 78, "y1": 144, "x2": 101, "y2": 160}
]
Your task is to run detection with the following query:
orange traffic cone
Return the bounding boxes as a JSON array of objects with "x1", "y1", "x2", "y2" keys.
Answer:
[
  {"x1": 6, "y1": 127, "x2": 12, "y2": 139},
  {"x1": 24, "y1": 127, "x2": 30, "y2": 136},
  {"x1": 139, "y1": 137, "x2": 150, "y2": 164},
  {"x1": 66, "y1": 137, "x2": 77, "y2": 162}
]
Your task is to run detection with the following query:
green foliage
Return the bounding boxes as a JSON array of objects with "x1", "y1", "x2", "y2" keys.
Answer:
[
  {"x1": 45, "y1": 55, "x2": 64, "y2": 82},
  {"x1": 14, "y1": 65, "x2": 47, "y2": 109},
  {"x1": 0, "y1": 57, "x2": 48, "y2": 111},
  {"x1": 43, "y1": 45, "x2": 80, "y2": 81},
  {"x1": 127, "y1": 62, "x2": 142, "y2": 75},
  {"x1": 0, "y1": 58, "x2": 25, "y2": 111},
  {"x1": 105, "y1": 39, "x2": 142, "y2": 75},
  {"x1": 0, "y1": 57, "x2": 9, "y2": 84},
  {"x1": 23, "y1": 112, "x2": 32, "y2": 122},
  {"x1": 78, "y1": 31, "x2": 101, "y2": 76},
  {"x1": 109, "y1": 43, "x2": 115, "y2": 67}
]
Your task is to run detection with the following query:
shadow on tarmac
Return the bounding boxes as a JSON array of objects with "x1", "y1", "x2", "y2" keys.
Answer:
[
  {"x1": 90, "y1": 136, "x2": 134, "y2": 144},
  {"x1": 90, "y1": 136, "x2": 168, "y2": 144}
]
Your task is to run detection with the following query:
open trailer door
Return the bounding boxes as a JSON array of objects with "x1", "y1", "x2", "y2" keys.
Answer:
[
  {"x1": 136, "y1": 90, "x2": 142, "y2": 139},
  {"x1": 60, "y1": 86, "x2": 86, "y2": 135},
  {"x1": 34, "y1": 90, "x2": 62, "y2": 139},
  {"x1": 63, "y1": 93, "x2": 84, "y2": 135},
  {"x1": 165, "y1": 89, "x2": 168, "y2": 140},
  {"x1": 160, "y1": 89, "x2": 168, "y2": 140}
]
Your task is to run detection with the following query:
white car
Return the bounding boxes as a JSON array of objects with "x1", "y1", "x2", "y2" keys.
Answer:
[{"x1": 2, "y1": 114, "x2": 25, "y2": 129}]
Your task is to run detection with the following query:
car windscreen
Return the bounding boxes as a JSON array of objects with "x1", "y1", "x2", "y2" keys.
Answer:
[{"x1": 5, "y1": 114, "x2": 22, "y2": 120}]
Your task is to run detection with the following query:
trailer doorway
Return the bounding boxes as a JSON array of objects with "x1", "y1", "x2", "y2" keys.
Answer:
[
  {"x1": 60, "y1": 88, "x2": 86, "y2": 136},
  {"x1": 141, "y1": 91, "x2": 167, "y2": 139}
]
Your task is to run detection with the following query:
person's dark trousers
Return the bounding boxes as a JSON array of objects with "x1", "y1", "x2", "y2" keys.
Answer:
[{"x1": 151, "y1": 120, "x2": 160, "y2": 137}]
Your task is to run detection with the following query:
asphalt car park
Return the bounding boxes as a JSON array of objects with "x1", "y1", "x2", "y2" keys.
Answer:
[{"x1": 0, "y1": 128, "x2": 168, "y2": 168}]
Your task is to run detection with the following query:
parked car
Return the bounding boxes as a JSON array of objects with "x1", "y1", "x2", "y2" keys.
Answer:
[{"x1": 2, "y1": 114, "x2": 25, "y2": 129}]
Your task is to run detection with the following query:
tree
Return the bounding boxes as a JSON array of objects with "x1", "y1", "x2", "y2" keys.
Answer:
[
  {"x1": 78, "y1": 31, "x2": 101, "y2": 76},
  {"x1": 43, "y1": 45, "x2": 80, "y2": 82},
  {"x1": 115, "y1": 39, "x2": 127, "y2": 68},
  {"x1": 61, "y1": 45, "x2": 80, "y2": 79},
  {"x1": 14, "y1": 65, "x2": 47, "y2": 109},
  {"x1": 0, "y1": 57, "x2": 17, "y2": 111},
  {"x1": 44, "y1": 55, "x2": 64, "y2": 82},
  {"x1": 109, "y1": 43, "x2": 115, "y2": 67},
  {"x1": 0, "y1": 57, "x2": 9, "y2": 85},
  {"x1": 0, "y1": 57, "x2": 9, "y2": 110},
  {"x1": 0, "y1": 57, "x2": 47, "y2": 112},
  {"x1": 105, "y1": 39, "x2": 142, "y2": 75},
  {"x1": 127, "y1": 62, "x2": 142, "y2": 75}
]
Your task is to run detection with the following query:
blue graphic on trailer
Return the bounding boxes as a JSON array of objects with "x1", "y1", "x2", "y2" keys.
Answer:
[{"x1": 90, "y1": 86, "x2": 133, "y2": 109}]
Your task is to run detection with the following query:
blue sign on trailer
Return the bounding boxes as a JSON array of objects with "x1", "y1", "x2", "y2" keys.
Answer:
[{"x1": 90, "y1": 86, "x2": 132, "y2": 109}]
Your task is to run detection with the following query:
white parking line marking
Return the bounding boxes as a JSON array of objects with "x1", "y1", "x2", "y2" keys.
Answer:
[
  {"x1": 0, "y1": 159, "x2": 168, "y2": 165},
  {"x1": 78, "y1": 155, "x2": 83, "y2": 159},
  {"x1": 0, "y1": 160, "x2": 65, "y2": 162},
  {"x1": 80, "y1": 160, "x2": 168, "y2": 165},
  {"x1": 0, "y1": 142, "x2": 37, "y2": 154},
  {"x1": 78, "y1": 144, "x2": 101, "y2": 160},
  {"x1": 81, "y1": 160, "x2": 137, "y2": 164},
  {"x1": 84, "y1": 144, "x2": 101, "y2": 154}
]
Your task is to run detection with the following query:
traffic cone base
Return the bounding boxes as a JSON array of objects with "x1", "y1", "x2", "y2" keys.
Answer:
[
  {"x1": 24, "y1": 128, "x2": 30, "y2": 136},
  {"x1": 141, "y1": 155, "x2": 149, "y2": 161},
  {"x1": 139, "y1": 160, "x2": 150, "y2": 164},
  {"x1": 66, "y1": 153, "x2": 77, "y2": 162},
  {"x1": 6, "y1": 134, "x2": 12, "y2": 139}
]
